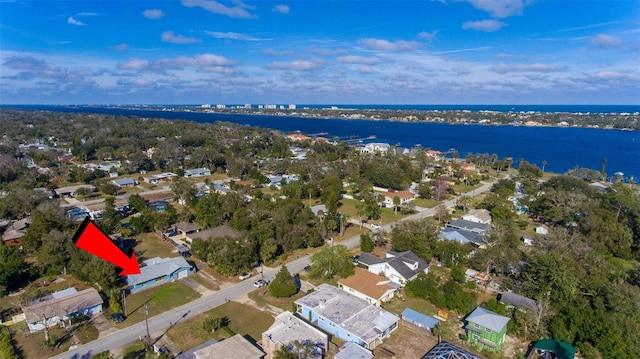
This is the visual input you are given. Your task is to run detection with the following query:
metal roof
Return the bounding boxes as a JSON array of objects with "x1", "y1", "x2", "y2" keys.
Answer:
[
  {"x1": 422, "y1": 341, "x2": 484, "y2": 359},
  {"x1": 465, "y1": 307, "x2": 510, "y2": 333},
  {"x1": 401, "y1": 308, "x2": 439, "y2": 330}
]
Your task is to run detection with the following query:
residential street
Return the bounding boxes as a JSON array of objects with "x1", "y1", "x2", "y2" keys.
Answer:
[{"x1": 52, "y1": 180, "x2": 495, "y2": 358}]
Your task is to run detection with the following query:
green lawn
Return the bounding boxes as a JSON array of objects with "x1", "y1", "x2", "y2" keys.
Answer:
[
  {"x1": 412, "y1": 198, "x2": 441, "y2": 209},
  {"x1": 133, "y1": 232, "x2": 176, "y2": 261},
  {"x1": 122, "y1": 342, "x2": 156, "y2": 359},
  {"x1": 168, "y1": 301, "x2": 274, "y2": 352},
  {"x1": 114, "y1": 282, "x2": 199, "y2": 329},
  {"x1": 247, "y1": 286, "x2": 306, "y2": 312}
]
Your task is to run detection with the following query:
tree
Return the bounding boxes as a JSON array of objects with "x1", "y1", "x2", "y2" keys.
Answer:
[
  {"x1": 128, "y1": 194, "x2": 147, "y2": 213},
  {"x1": 270, "y1": 266, "x2": 298, "y2": 298},
  {"x1": 203, "y1": 315, "x2": 227, "y2": 333},
  {"x1": 308, "y1": 245, "x2": 354, "y2": 280},
  {"x1": 393, "y1": 195, "x2": 401, "y2": 214},
  {"x1": 100, "y1": 196, "x2": 120, "y2": 235},
  {"x1": 360, "y1": 233, "x2": 374, "y2": 253},
  {"x1": 0, "y1": 245, "x2": 29, "y2": 295}
]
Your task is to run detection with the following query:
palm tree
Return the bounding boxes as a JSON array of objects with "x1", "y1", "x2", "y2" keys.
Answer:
[
  {"x1": 542, "y1": 160, "x2": 547, "y2": 173},
  {"x1": 432, "y1": 323, "x2": 444, "y2": 344}
]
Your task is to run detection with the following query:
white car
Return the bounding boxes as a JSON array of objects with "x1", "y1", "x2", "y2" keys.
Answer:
[
  {"x1": 254, "y1": 279, "x2": 269, "y2": 287},
  {"x1": 239, "y1": 272, "x2": 251, "y2": 280},
  {"x1": 371, "y1": 223, "x2": 381, "y2": 229}
]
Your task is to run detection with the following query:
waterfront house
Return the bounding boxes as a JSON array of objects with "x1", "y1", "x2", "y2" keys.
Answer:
[
  {"x1": 126, "y1": 257, "x2": 193, "y2": 293},
  {"x1": 184, "y1": 168, "x2": 211, "y2": 178},
  {"x1": 24, "y1": 287, "x2": 103, "y2": 333},
  {"x1": 465, "y1": 307, "x2": 510, "y2": 352},
  {"x1": 360, "y1": 142, "x2": 391, "y2": 154},
  {"x1": 294, "y1": 284, "x2": 398, "y2": 350},
  {"x1": 261, "y1": 311, "x2": 327, "y2": 359},
  {"x1": 337, "y1": 267, "x2": 398, "y2": 306},
  {"x1": 358, "y1": 250, "x2": 429, "y2": 286}
]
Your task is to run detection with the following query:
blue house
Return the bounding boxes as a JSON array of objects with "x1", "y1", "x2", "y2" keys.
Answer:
[
  {"x1": 294, "y1": 284, "x2": 398, "y2": 350},
  {"x1": 126, "y1": 257, "x2": 194, "y2": 293}
]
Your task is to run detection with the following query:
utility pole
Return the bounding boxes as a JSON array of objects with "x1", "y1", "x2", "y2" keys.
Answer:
[
  {"x1": 122, "y1": 289, "x2": 127, "y2": 317},
  {"x1": 144, "y1": 303, "x2": 151, "y2": 350}
]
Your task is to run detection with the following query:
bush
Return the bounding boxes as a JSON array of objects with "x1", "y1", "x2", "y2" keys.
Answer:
[{"x1": 269, "y1": 266, "x2": 298, "y2": 298}]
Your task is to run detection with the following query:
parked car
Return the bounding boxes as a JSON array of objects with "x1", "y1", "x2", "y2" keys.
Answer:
[
  {"x1": 110, "y1": 313, "x2": 125, "y2": 323},
  {"x1": 254, "y1": 279, "x2": 269, "y2": 287},
  {"x1": 371, "y1": 223, "x2": 381, "y2": 229},
  {"x1": 239, "y1": 272, "x2": 251, "y2": 280},
  {"x1": 303, "y1": 264, "x2": 311, "y2": 271}
]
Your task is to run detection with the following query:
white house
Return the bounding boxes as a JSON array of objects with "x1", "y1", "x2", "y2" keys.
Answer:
[
  {"x1": 535, "y1": 224, "x2": 549, "y2": 235},
  {"x1": 184, "y1": 168, "x2": 211, "y2": 178},
  {"x1": 24, "y1": 287, "x2": 103, "y2": 333},
  {"x1": 358, "y1": 251, "x2": 429, "y2": 286},
  {"x1": 360, "y1": 143, "x2": 391, "y2": 154},
  {"x1": 462, "y1": 209, "x2": 492, "y2": 224}
]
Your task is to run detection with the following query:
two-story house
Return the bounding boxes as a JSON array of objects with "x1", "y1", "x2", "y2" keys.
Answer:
[{"x1": 464, "y1": 307, "x2": 510, "y2": 352}]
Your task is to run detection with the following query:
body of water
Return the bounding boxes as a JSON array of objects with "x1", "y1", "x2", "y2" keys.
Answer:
[{"x1": 7, "y1": 105, "x2": 640, "y2": 180}]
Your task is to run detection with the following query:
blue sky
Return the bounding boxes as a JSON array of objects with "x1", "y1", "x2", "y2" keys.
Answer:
[{"x1": 1, "y1": 0, "x2": 639, "y2": 105}]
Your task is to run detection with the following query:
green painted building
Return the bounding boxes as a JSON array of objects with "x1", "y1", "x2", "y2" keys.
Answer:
[{"x1": 465, "y1": 307, "x2": 510, "y2": 352}]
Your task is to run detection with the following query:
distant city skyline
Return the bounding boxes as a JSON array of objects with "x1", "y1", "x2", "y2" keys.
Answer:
[{"x1": 1, "y1": 0, "x2": 639, "y2": 105}]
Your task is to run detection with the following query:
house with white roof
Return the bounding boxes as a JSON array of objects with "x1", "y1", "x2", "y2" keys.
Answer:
[
  {"x1": 294, "y1": 284, "x2": 399, "y2": 350},
  {"x1": 462, "y1": 209, "x2": 492, "y2": 224},
  {"x1": 334, "y1": 342, "x2": 373, "y2": 359},
  {"x1": 261, "y1": 311, "x2": 327, "y2": 359},
  {"x1": 439, "y1": 228, "x2": 487, "y2": 248},
  {"x1": 358, "y1": 250, "x2": 429, "y2": 286},
  {"x1": 126, "y1": 257, "x2": 193, "y2": 293},
  {"x1": 447, "y1": 219, "x2": 490, "y2": 235},
  {"x1": 360, "y1": 142, "x2": 391, "y2": 154},
  {"x1": 112, "y1": 177, "x2": 137, "y2": 188},
  {"x1": 184, "y1": 168, "x2": 211, "y2": 178}
]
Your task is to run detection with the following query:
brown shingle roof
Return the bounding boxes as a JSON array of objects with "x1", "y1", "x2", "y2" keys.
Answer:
[
  {"x1": 338, "y1": 267, "x2": 396, "y2": 300},
  {"x1": 191, "y1": 225, "x2": 242, "y2": 241}
]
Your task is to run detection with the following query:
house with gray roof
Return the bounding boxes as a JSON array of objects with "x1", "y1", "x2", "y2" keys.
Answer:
[
  {"x1": 499, "y1": 292, "x2": 538, "y2": 312},
  {"x1": 447, "y1": 219, "x2": 490, "y2": 235},
  {"x1": 112, "y1": 177, "x2": 137, "y2": 188},
  {"x1": 439, "y1": 228, "x2": 487, "y2": 248},
  {"x1": 465, "y1": 307, "x2": 510, "y2": 352},
  {"x1": 335, "y1": 342, "x2": 373, "y2": 359},
  {"x1": 184, "y1": 168, "x2": 211, "y2": 178},
  {"x1": 24, "y1": 287, "x2": 103, "y2": 333},
  {"x1": 358, "y1": 250, "x2": 429, "y2": 286},
  {"x1": 294, "y1": 283, "x2": 398, "y2": 350},
  {"x1": 126, "y1": 257, "x2": 193, "y2": 293}
]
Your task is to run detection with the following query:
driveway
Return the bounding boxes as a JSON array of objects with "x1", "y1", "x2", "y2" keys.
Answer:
[{"x1": 92, "y1": 313, "x2": 116, "y2": 338}]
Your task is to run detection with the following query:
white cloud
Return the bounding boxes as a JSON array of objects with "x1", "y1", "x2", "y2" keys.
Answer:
[
  {"x1": 263, "y1": 48, "x2": 295, "y2": 57},
  {"x1": 590, "y1": 34, "x2": 623, "y2": 48},
  {"x1": 118, "y1": 58, "x2": 150, "y2": 70},
  {"x1": 156, "y1": 54, "x2": 237, "y2": 68},
  {"x1": 308, "y1": 47, "x2": 347, "y2": 56},
  {"x1": 467, "y1": 0, "x2": 529, "y2": 18},
  {"x1": 417, "y1": 30, "x2": 438, "y2": 41},
  {"x1": 112, "y1": 43, "x2": 130, "y2": 51},
  {"x1": 462, "y1": 19, "x2": 506, "y2": 32},
  {"x1": 336, "y1": 55, "x2": 380, "y2": 65},
  {"x1": 181, "y1": 0, "x2": 255, "y2": 19},
  {"x1": 266, "y1": 60, "x2": 324, "y2": 71},
  {"x1": 273, "y1": 4, "x2": 289, "y2": 14},
  {"x1": 587, "y1": 70, "x2": 640, "y2": 81},
  {"x1": 491, "y1": 63, "x2": 564, "y2": 74},
  {"x1": 161, "y1": 31, "x2": 202, "y2": 44},
  {"x1": 358, "y1": 38, "x2": 421, "y2": 51},
  {"x1": 67, "y1": 17, "x2": 86, "y2": 26},
  {"x1": 143, "y1": 9, "x2": 165, "y2": 19},
  {"x1": 205, "y1": 31, "x2": 265, "y2": 41}
]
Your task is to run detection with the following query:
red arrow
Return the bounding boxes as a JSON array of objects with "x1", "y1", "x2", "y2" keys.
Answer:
[{"x1": 72, "y1": 217, "x2": 140, "y2": 276}]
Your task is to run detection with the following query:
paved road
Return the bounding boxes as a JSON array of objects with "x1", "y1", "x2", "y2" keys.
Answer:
[
  {"x1": 59, "y1": 186, "x2": 172, "y2": 209},
  {"x1": 53, "y1": 180, "x2": 495, "y2": 358}
]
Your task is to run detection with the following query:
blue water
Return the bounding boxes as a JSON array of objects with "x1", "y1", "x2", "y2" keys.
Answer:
[{"x1": 5, "y1": 105, "x2": 640, "y2": 179}]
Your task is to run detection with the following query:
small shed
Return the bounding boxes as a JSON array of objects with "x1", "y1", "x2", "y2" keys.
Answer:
[{"x1": 401, "y1": 308, "x2": 439, "y2": 335}]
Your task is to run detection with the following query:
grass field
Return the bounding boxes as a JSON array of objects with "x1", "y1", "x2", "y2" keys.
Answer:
[
  {"x1": 113, "y1": 282, "x2": 199, "y2": 329},
  {"x1": 133, "y1": 232, "x2": 176, "y2": 261},
  {"x1": 247, "y1": 286, "x2": 306, "y2": 313},
  {"x1": 168, "y1": 301, "x2": 274, "y2": 352}
]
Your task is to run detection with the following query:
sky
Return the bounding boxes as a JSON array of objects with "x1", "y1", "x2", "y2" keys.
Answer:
[{"x1": 1, "y1": 0, "x2": 639, "y2": 105}]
